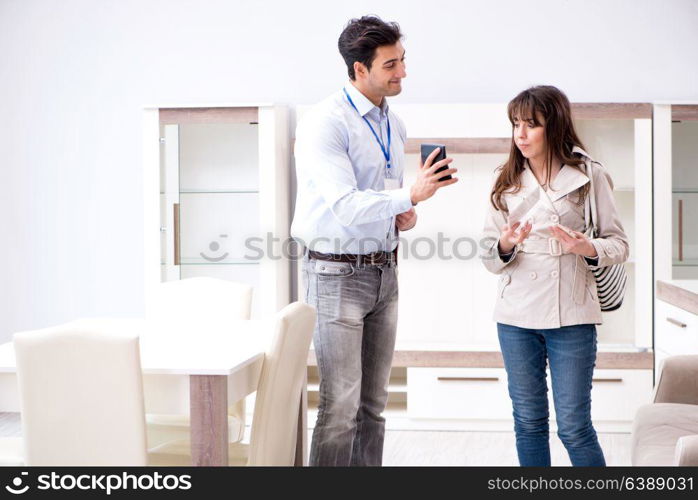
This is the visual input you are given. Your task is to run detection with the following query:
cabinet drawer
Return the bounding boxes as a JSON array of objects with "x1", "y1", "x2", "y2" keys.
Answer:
[
  {"x1": 655, "y1": 300, "x2": 698, "y2": 355},
  {"x1": 584, "y1": 369, "x2": 653, "y2": 421},
  {"x1": 407, "y1": 367, "x2": 653, "y2": 422},
  {"x1": 407, "y1": 368, "x2": 512, "y2": 419}
]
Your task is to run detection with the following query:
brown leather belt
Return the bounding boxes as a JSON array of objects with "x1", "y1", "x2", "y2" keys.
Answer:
[{"x1": 307, "y1": 248, "x2": 397, "y2": 266}]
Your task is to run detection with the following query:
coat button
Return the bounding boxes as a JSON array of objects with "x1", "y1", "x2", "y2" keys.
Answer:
[
  {"x1": 529, "y1": 272, "x2": 537, "y2": 280},
  {"x1": 550, "y1": 214, "x2": 559, "y2": 223},
  {"x1": 551, "y1": 270, "x2": 559, "y2": 278}
]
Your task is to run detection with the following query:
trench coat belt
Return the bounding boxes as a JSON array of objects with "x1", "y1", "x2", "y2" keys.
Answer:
[{"x1": 517, "y1": 238, "x2": 567, "y2": 256}]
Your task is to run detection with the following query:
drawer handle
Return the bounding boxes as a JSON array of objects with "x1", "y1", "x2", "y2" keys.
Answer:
[
  {"x1": 437, "y1": 377, "x2": 500, "y2": 382},
  {"x1": 592, "y1": 378, "x2": 623, "y2": 383},
  {"x1": 666, "y1": 317, "x2": 687, "y2": 328}
]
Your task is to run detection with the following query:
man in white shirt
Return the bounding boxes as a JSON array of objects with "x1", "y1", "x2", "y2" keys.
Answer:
[{"x1": 291, "y1": 15, "x2": 458, "y2": 466}]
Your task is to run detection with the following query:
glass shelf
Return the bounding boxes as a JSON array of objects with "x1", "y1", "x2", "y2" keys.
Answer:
[
  {"x1": 161, "y1": 190, "x2": 260, "y2": 195},
  {"x1": 161, "y1": 261, "x2": 260, "y2": 266},
  {"x1": 179, "y1": 190, "x2": 260, "y2": 194},
  {"x1": 179, "y1": 260, "x2": 260, "y2": 266},
  {"x1": 673, "y1": 259, "x2": 698, "y2": 267}
]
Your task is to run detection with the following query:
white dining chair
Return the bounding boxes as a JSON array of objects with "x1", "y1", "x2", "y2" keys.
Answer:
[
  {"x1": 145, "y1": 277, "x2": 253, "y2": 448},
  {"x1": 6, "y1": 320, "x2": 148, "y2": 466},
  {"x1": 148, "y1": 301, "x2": 317, "y2": 466}
]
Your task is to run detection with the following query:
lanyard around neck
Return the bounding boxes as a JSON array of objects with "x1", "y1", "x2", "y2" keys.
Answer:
[{"x1": 343, "y1": 87, "x2": 391, "y2": 169}]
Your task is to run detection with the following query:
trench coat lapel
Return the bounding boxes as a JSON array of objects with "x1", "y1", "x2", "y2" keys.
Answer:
[
  {"x1": 546, "y1": 164, "x2": 590, "y2": 202},
  {"x1": 521, "y1": 163, "x2": 557, "y2": 215},
  {"x1": 545, "y1": 145, "x2": 594, "y2": 202}
]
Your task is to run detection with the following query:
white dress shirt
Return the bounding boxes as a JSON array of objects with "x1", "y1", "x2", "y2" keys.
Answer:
[{"x1": 291, "y1": 82, "x2": 412, "y2": 254}]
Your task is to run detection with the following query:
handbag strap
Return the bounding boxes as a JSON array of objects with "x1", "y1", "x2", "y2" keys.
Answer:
[{"x1": 584, "y1": 159, "x2": 599, "y2": 238}]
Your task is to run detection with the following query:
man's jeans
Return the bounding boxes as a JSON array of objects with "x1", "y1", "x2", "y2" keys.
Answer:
[
  {"x1": 497, "y1": 323, "x2": 607, "y2": 466},
  {"x1": 303, "y1": 255, "x2": 398, "y2": 466}
]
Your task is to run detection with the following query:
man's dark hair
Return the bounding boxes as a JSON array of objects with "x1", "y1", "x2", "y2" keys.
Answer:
[{"x1": 338, "y1": 16, "x2": 403, "y2": 80}]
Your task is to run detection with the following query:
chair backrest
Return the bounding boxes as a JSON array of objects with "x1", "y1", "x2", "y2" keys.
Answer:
[
  {"x1": 247, "y1": 302, "x2": 316, "y2": 466},
  {"x1": 147, "y1": 277, "x2": 253, "y2": 329},
  {"x1": 14, "y1": 320, "x2": 148, "y2": 465},
  {"x1": 653, "y1": 354, "x2": 698, "y2": 405}
]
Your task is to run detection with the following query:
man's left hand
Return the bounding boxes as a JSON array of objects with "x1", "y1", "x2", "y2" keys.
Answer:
[{"x1": 396, "y1": 208, "x2": 417, "y2": 231}]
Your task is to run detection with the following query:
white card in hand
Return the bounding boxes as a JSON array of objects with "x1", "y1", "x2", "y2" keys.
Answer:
[{"x1": 384, "y1": 178, "x2": 401, "y2": 190}]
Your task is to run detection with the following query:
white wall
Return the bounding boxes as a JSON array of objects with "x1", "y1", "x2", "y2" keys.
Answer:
[{"x1": 0, "y1": 0, "x2": 697, "y2": 340}]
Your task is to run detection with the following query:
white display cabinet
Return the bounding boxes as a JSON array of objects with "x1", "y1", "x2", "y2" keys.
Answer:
[
  {"x1": 671, "y1": 111, "x2": 698, "y2": 279},
  {"x1": 653, "y1": 104, "x2": 698, "y2": 379},
  {"x1": 143, "y1": 105, "x2": 291, "y2": 318},
  {"x1": 654, "y1": 104, "x2": 698, "y2": 281}
]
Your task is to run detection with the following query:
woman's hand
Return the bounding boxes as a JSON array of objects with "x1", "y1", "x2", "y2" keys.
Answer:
[
  {"x1": 396, "y1": 208, "x2": 417, "y2": 231},
  {"x1": 549, "y1": 224, "x2": 598, "y2": 257},
  {"x1": 498, "y1": 220, "x2": 532, "y2": 254}
]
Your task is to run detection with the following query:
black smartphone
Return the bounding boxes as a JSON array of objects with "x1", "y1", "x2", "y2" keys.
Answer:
[{"x1": 420, "y1": 143, "x2": 452, "y2": 182}]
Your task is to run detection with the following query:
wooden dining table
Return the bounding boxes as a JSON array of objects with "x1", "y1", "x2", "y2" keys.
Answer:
[{"x1": 0, "y1": 317, "x2": 307, "y2": 466}]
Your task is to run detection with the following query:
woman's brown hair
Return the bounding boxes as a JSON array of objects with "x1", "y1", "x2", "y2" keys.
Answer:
[{"x1": 490, "y1": 85, "x2": 589, "y2": 212}]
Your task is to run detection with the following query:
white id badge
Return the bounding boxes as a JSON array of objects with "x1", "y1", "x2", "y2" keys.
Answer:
[{"x1": 384, "y1": 178, "x2": 401, "y2": 190}]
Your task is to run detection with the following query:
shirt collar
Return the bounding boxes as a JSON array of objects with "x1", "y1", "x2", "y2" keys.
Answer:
[{"x1": 344, "y1": 81, "x2": 388, "y2": 117}]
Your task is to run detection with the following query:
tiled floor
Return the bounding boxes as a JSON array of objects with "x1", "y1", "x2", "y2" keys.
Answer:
[{"x1": 382, "y1": 430, "x2": 631, "y2": 466}]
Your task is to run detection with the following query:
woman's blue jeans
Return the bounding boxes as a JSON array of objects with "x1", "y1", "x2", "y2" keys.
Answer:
[{"x1": 497, "y1": 323, "x2": 606, "y2": 466}]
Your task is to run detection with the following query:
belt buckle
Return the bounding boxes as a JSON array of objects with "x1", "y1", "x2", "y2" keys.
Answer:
[
  {"x1": 366, "y1": 253, "x2": 380, "y2": 265},
  {"x1": 368, "y1": 252, "x2": 387, "y2": 266},
  {"x1": 549, "y1": 238, "x2": 562, "y2": 256}
]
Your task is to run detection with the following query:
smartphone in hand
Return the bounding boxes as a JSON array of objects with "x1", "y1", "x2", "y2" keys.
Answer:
[{"x1": 420, "y1": 143, "x2": 452, "y2": 182}]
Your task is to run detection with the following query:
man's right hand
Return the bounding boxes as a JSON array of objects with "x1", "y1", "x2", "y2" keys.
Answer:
[
  {"x1": 409, "y1": 147, "x2": 458, "y2": 205},
  {"x1": 498, "y1": 221, "x2": 533, "y2": 254}
]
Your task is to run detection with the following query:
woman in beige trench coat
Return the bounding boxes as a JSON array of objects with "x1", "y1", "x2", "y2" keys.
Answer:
[{"x1": 480, "y1": 85, "x2": 629, "y2": 466}]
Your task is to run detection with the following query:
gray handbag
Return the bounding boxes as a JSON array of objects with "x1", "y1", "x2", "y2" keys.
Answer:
[{"x1": 583, "y1": 160, "x2": 627, "y2": 311}]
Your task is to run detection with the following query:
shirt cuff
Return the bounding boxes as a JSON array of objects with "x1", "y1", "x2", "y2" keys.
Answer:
[
  {"x1": 500, "y1": 252, "x2": 513, "y2": 263},
  {"x1": 584, "y1": 255, "x2": 599, "y2": 266},
  {"x1": 497, "y1": 243, "x2": 518, "y2": 263},
  {"x1": 389, "y1": 187, "x2": 413, "y2": 215},
  {"x1": 584, "y1": 239, "x2": 603, "y2": 267}
]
